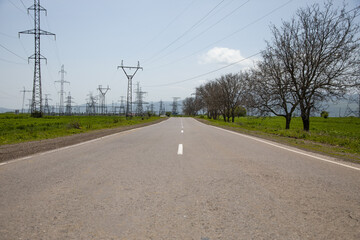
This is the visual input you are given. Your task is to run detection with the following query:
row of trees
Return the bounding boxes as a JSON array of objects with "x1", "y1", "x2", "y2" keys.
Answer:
[{"x1": 183, "y1": 1, "x2": 360, "y2": 131}]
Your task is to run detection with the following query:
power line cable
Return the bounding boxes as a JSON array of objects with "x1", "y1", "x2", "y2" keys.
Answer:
[
  {"x1": 7, "y1": 0, "x2": 27, "y2": 14},
  {"x1": 0, "y1": 57, "x2": 26, "y2": 65},
  {"x1": 150, "y1": 0, "x2": 251, "y2": 64},
  {"x1": 0, "y1": 32, "x2": 17, "y2": 39},
  {"x1": 145, "y1": 51, "x2": 260, "y2": 87},
  {"x1": 141, "y1": 0, "x2": 198, "y2": 51},
  {"x1": 0, "y1": 42, "x2": 27, "y2": 61},
  {"x1": 143, "y1": 0, "x2": 226, "y2": 64},
  {"x1": 146, "y1": 0, "x2": 294, "y2": 71},
  {"x1": 146, "y1": 1, "x2": 359, "y2": 88},
  {"x1": 19, "y1": 0, "x2": 27, "y2": 10},
  {"x1": 45, "y1": 15, "x2": 62, "y2": 66}
]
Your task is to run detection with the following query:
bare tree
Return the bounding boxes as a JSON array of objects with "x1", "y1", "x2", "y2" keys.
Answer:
[
  {"x1": 269, "y1": 1, "x2": 360, "y2": 131},
  {"x1": 182, "y1": 97, "x2": 197, "y2": 116},
  {"x1": 217, "y1": 73, "x2": 247, "y2": 122},
  {"x1": 250, "y1": 50, "x2": 298, "y2": 129},
  {"x1": 197, "y1": 81, "x2": 222, "y2": 120}
]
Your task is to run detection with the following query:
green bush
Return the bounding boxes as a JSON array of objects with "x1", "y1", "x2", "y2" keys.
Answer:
[{"x1": 321, "y1": 111, "x2": 329, "y2": 119}]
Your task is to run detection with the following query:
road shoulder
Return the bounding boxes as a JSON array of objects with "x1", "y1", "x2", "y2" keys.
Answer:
[{"x1": 0, "y1": 118, "x2": 167, "y2": 163}]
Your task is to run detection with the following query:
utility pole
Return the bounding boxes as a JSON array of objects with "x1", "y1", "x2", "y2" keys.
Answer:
[
  {"x1": 55, "y1": 65, "x2": 69, "y2": 115},
  {"x1": 117, "y1": 61, "x2": 143, "y2": 117},
  {"x1": 172, "y1": 97, "x2": 180, "y2": 115},
  {"x1": 19, "y1": 0, "x2": 55, "y2": 117},
  {"x1": 20, "y1": 87, "x2": 32, "y2": 114},
  {"x1": 97, "y1": 85, "x2": 110, "y2": 115}
]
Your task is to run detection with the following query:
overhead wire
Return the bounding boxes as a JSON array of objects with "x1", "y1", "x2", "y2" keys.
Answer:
[
  {"x1": 149, "y1": 0, "x2": 252, "y2": 65},
  {"x1": 147, "y1": 0, "x2": 294, "y2": 71},
  {"x1": 141, "y1": 0, "x2": 198, "y2": 51},
  {"x1": 145, "y1": 51, "x2": 261, "y2": 88},
  {"x1": 0, "y1": 42, "x2": 27, "y2": 61},
  {"x1": 143, "y1": 0, "x2": 226, "y2": 64},
  {"x1": 145, "y1": 0, "x2": 359, "y2": 88}
]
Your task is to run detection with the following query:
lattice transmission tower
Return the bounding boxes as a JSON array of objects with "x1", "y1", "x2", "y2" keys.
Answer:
[
  {"x1": 134, "y1": 82, "x2": 147, "y2": 116},
  {"x1": 117, "y1": 61, "x2": 143, "y2": 117},
  {"x1": 344, "y1": 90, "x2": 360, "y2": 118},
  {"x1": 159, "y1": 100, "x2": 165, "y2": 116},
  {"x1": 19, "y1": 0, "x2": 55, "y2": 117},
  {"x1": 97, "y1": 85, "x2": 110, "y2": 115},
  {"x1": 65, "y1": 92, "x2": 74, "y2": 115},
  {"x1": 44, "y1": 94, "x2": 52, "y2": 115},
  {"x1": 119, "y1": 96, "x2": 126, "y2": 116},
  {"x1": 20, "y1": 87, "x2": 32, "y2": 114},
  {"x1": 86, "y1": 92, "x2": 97, "y2": 115},
  {"x1": 172, "y1": 97, "x2": 180, "y2": 115},
  {"x1": 55, "y1": 65, "x2": 69, "y2": 115}
]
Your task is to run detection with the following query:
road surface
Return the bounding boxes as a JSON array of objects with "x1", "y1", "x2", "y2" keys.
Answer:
[{"x1": 1, "y1": 118, "x2": 359, "y2": 239}]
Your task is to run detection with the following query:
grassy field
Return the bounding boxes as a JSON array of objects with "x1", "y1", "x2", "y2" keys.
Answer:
[
  {"x1": 200, "y1": 116, "x2": 360, "y2": 163},
  {"x1": 0, "y1": 114, "x2": 161, "y2": 145}
]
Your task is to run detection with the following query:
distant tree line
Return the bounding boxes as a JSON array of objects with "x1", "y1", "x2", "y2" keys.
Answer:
[{"x1": 182, "y1": 1, "x2": 360, "y2": 131}]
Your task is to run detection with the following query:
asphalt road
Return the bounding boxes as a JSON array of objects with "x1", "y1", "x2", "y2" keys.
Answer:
[{"x1": 1, "y1": 117, "x2": 359, "y2": 239}]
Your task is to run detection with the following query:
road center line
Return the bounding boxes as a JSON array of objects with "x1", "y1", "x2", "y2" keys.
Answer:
[
  {"x1": 177, "y1": 144, "x2": 183, "y2": 155},
  {"x1": 196, "y1": 120, "x2": 360, "y2": 171}
]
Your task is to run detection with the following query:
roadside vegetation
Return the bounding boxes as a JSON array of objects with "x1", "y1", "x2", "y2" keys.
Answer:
[
  {"x1": 198, "y1": 115, "x2": 360, "y2": 163},
  {"x1": 183, "y1": 1, "x2": 360, "y2": 131},
  {"x1": 0, "y1": 114, "x2": 160, "y2": 145},
  {"x1": 182, "y1": 1, "x2": 360, "y2": 163}
]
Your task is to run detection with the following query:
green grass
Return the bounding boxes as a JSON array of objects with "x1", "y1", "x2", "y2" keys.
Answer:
[
  {"x1": 0, "y1": 114, "x2": 161, "y2": 145},
  {"x1": 200, "y1": 116, "x2": 360, "y2": 162}
]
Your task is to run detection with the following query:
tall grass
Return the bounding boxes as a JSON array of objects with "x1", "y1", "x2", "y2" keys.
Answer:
[
  {"x1": 204, "y1": 116, "x2": 360, "y2": 155},
  {"x1": 0, "y1": 114, "x2": 160, "y2": 145}
]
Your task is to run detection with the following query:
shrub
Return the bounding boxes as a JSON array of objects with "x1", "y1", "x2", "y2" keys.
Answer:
[
  {"x1": 321, "y1": 111, "x2": 329, "y2": 119},
  {"x1": 67, "y1": 121, "x2": 81, "y2": 129}
]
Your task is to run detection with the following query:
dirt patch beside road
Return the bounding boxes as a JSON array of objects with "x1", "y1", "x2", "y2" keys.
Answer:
[{"x1": 0, "y1": 118, "x2": 166, "y2": 163}]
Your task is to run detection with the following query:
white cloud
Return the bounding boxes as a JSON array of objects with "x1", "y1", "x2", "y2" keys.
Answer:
[{"x1": 199, "y1": 47, "x2": 254, "y2": 69}]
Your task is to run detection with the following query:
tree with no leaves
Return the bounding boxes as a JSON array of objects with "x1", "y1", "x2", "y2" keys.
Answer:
[
  {"x1": 250, "y1": 50, "x2": 299, "y2": 129},
  {"x1": 217, "y1": 73, "x2": 248, "y2": 122},
  {"x1": 267, "y1": 1, "x2": 360, "y2": 131}
]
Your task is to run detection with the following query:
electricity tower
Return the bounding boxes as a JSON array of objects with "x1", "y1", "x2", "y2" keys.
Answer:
[
  {"x1": 118, "y1": 96, "x2": 126, "y2": 116},
  {"x1": 65, "y1": 92, "x2": 74, "y2": 115},
  {"x1": 345, "y1": 91, "x2": 360, "y2": 118},
  {"x1": 86, "y1": 92, "x2": 97, "y2": 115},
  {"x1": 19, "y1": 0, "x2": 55, "y2": 117},
  {"x1": 172, "y1": 97, "x2": 180, "y2": 115},
  {"x1": 159, "y1": 100, "x2": 165, "y2": 116},
  {"x1": 134, "y1": 82, "x2": 147, "y2": 116},
  {"x1": 117, "y1": 61, "x2": 143, "y2": 117},
  {"x1": 20, "y1": 87, "x2": 32, "y2": 114},
  {"x1": 55, "y1": 65, "x2": 69, "y2": 115},
  {"x1": 97, "y1": 85, "x2": 110, "y2": 115},
  {"x1": 44, "y1": 94, "x2": 51, "y2": 115}
]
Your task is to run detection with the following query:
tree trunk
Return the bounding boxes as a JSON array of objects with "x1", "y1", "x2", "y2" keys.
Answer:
[
  {"x1": 285, "y1": 114, "x2": 291, "y2": 129},
  {"x1": 301, "y1": 115, "x2": 310, "y2": 131}
]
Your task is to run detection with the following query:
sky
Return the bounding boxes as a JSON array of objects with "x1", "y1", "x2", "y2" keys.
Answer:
[{"x1": 0, "y1": 0, "x2": 359, "y2": 110}]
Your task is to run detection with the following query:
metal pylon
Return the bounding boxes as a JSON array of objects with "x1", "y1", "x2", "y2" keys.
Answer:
[
  {"x1": 117, "y1": 61, "x2": 143, "y2": 117},
  {"x1": 19, "y1": 0, "x2": 55, "y2": 117}
]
